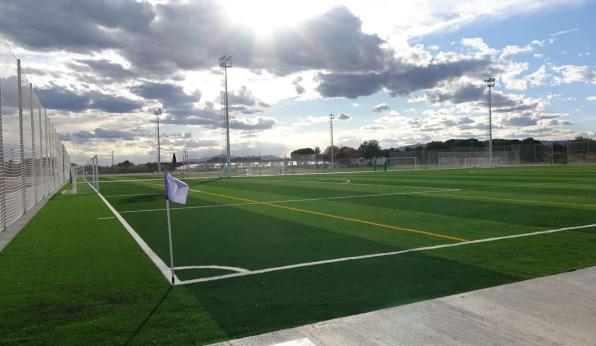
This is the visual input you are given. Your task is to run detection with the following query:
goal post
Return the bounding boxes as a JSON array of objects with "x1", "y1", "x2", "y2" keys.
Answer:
[
  {"x1": 385, "y1": 157, "x2": 417, "y2": 170},
  {"x1": 79, "y1": 155, "x2": 99, "y2": 192}
]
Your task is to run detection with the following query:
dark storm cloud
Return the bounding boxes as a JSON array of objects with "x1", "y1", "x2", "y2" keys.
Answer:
[
  {"x1": 317, "y1": 57, "x2": 493, "y2": 98},
  {"x1": 36, "y1": 86, "x2": 141, "y2": 113}
]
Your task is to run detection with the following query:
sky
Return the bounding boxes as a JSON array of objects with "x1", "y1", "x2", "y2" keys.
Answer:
[{"x1": 0, "y1": 0, "x2": 595, "y2": 164}]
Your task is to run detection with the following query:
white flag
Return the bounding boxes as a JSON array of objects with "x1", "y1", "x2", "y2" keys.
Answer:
[{"x1": 164, "y1": 172, "x2": 189, "y2": 205}]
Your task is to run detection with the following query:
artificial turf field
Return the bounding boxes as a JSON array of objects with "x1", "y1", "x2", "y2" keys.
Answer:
[{"x1": 2, "y1": 164, "x2": 596, "y2": 344}]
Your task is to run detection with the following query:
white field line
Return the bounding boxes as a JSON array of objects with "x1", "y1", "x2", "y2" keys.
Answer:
[
  {"x1": 115, "y1": 188, "x2": 461, "y2": 214},
  {"x1": 99, "y1": 176, "x2": 218, "y2": 183},
  {"x1": 97, "y1": 216, "x2": 116, "y2": 220},
  {"x1": 104, "y1": 179, "x2": 445, "y2": 198},
  {"x1": 265, "y1": 178, "x2": 443, "y2": 190},
  {"x1": 88, "y1": 180, "x2": 180, "y2": 284},
  {"x1": 176, "y1": 223, "x2": 596, "y2": 286},
  {"x1": 175, "y1": 265, "x2": 249, "y2": 273},
  {"x1": 104, "y1": 192, "x2": 163, "y2": 198}
]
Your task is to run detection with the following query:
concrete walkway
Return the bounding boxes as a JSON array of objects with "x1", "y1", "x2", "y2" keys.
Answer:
[{"x1": 214, "y1": 266, "x2": 596, "y2": 346}]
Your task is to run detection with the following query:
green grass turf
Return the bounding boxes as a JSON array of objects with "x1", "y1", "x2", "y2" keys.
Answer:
[
  {"x1": 0, "y1": 185, "x2": 228, "y2": 345},
  {"x1": 2, "y1": 165, "x2": 596, "y2": 344}
]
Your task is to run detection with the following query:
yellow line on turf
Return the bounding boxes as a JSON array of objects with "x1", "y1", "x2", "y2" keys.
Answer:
[
  {"x1": 194, "y1": 189, "x2": 468, "y2": 243},
  {"x1": 430, "y1": 193, "x2": 596, "y2": 209}
]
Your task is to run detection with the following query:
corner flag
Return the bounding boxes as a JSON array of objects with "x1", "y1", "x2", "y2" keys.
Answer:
[
  {"x1": 164, "y1": 171, "x2": 189, "y2": 205},
  {"x1": 164, "y1": 171, "x2": 189, "y2": 285}
]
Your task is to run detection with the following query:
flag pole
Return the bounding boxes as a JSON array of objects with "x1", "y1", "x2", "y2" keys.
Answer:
[{"x1": 166, "y1": 199, "x2": 175, "y2": 285}]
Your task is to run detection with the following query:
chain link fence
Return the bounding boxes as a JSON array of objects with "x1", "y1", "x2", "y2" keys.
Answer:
[
  {"x1": 0, "y1": 39, "x2": 70, "y2": 232},
  {"x1": 387, "y1": 142, "x2": 596, "y2": 169}
]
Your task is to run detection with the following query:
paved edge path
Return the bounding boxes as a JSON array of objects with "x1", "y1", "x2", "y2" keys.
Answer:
[{"x1": 213, "y1": 266, "x2": 596, "y2": 346}]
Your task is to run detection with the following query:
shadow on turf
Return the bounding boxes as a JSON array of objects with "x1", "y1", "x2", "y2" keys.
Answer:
[
  {"x1": 190, "y1": 177, "x2": 223, "y2": 185},
  {"x1": 124, "y1": 286, "x2": 172, "y2": 345}
]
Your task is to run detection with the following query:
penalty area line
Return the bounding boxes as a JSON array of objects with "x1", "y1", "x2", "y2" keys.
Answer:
[{"x1": 176, "y1": 223, "x2": 596, "y2": 286}]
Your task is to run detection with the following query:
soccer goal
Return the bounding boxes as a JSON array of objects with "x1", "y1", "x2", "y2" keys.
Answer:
[
  {"x1": 385, "y1": 157, "x2": 417, "y2": 170},
  {"x1": 464, "y1": 157, "x2": 504, "y2": 168},
  {"x1": 438, "y1": 157, "x2": 461, "y2": 168},
  {"x1": 79, "y1": 155, "x2": 100, "y2": 192}
]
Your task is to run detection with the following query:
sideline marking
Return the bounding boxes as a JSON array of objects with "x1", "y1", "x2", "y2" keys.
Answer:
[
  {"x1": 86, "y1": 181, "x2": 179, "y2": 283},
  {"x1": 177, "y1": 223, "x2": 596, "y2": 285},
  {"x1": 115, "y1": 188, "x2": 461, "y2": 214},
  {"x1": 192, "y1": 189, "x2": 468, "y2": 243}
]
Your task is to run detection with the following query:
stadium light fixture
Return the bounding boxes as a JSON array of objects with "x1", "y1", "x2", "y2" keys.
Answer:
[
  {"x1": 154, "y1": 107, "x2": 163, "y2": 173},
  {"x1": 329, "y1": 113, "x2": 335, "y2": 169},
  {"x1": 219, "y1": 55, "x2": 232, "y2": 177},
  {"x1": 484, "y1": 77, "x2": 496, "y2": 167}
]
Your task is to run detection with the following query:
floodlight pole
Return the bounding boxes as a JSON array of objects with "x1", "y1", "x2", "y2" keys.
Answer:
[
  {"x1": 484, "y1": 77, "x2": 496, "y2": 167},
  {"x1": 219, "y1": 55, "x2": 232, "y2": 177},
  {"x1": 329, "y1": 113, "x2": 335, "y2": 169},
  {"x1": 154, "y1": 108, "x2": 162, "y2": 173}
]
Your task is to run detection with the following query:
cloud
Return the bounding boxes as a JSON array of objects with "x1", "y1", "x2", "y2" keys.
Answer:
[
  {"x1": 73, "y1": 59, "x2": 136, "y2": 81},
  {"x1": 500, "y1": 116, "x2": 538, "y2": 127},
  {"x1": 423, "y1": 83, "x2": 542, "y2": 114},
  {"x1": 587, "y1": 96, "x2": 596, "y2": 102},
  {"x1": 337, "y1": 113, "x2": 351, "y2": 120},
  {"x1": 317, "y1": 55, "x2": 493, "y2": 98},
  {"x1": 131, "y1": 82, "x2": 198, "y2": 106},
  {"x1": 228, "y1": 86, "x2": 262, "y2": 106},
  {"x1": 0, "y1": 0, "x2": 154, "y2": 51},
  {"x1": 130, "y1": 81, "x2": 200, "y2": 117},
  {"x1": 372, "y1": 103, "x2": 391, "y2": 112},
  {"x1": 553, "y1": 65, "x2": 596, "y2": 84},
  {"x1": 500, "y1": 41, "x2": 542, "y2": 60},
  {"x1": 60, "y1": 127, "x2": 138, "y2": 142},
  {"x1": 229, "y1": 117, "x2": 277, "y2": 130},
  {"x1": 37, "y1": 86, "x2": 141, "y2": 113},
  {"x1": 2, "y1": 2, "x2": 388, "y2": 76},
  {"x1": 292, "y1": 76, "x2": 305, "y2": 94}
]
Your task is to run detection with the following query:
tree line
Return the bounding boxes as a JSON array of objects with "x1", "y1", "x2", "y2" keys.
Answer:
[{"x1": 291, "y1": 136, "x2": 594, "y2": 160}]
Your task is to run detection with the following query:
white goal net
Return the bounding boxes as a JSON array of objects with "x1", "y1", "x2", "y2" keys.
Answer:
[{"x1": 385, "y1": 157, "x2": 417, "y2": 170}]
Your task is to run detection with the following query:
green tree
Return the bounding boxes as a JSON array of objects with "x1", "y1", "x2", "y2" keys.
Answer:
[
  {"x1": 323, "y1": 146, "x2": 340, "y2": 159},
  {"x1": 335, "y1": 146, "x2": 359, "y2": 159},
  {"x1": 290, "y1": 148, "x2": 315, "y2": 159},
  {"x1": 425, "y1": 141, "x2": 447, "y2": 150},
  {"x1": 358, "y1": 140, "x2": 382, "y2": 158}
]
